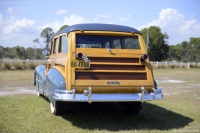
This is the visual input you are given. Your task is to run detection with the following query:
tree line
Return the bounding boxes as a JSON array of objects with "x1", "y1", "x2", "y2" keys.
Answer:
[
  {"x1": 0, "y1": 25, "x2": 199, "y2": 62},
  {"x1": 168, "y1": 38, "x2": 200, "y2": 62},
  {"x1": 0, "y1": 46, "x2": 43, "y2": 60},
  {"x1": 141, "y1": 26, "x2": 200, "y2": 62},
  {"x1": 0, "y1": 25, "x2": 69, "y2": 60}
]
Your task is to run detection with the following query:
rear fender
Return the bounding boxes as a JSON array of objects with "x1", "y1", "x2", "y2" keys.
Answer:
[
  {"x1": 35, "y1": 65, "x2": 46, "y2": 94},
  {"x1": 45, "y1": 68, "x2": 66, "y2": 101}
]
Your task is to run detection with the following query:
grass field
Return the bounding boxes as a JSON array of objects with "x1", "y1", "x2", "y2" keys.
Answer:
[{"x1": 0, "y1": 69, "x2": 200, "y2": 133}]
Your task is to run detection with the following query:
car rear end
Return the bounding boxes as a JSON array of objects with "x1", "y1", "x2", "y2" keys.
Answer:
[{"x1": 53, "y1": 31, "x2": 163, "y2": 103}]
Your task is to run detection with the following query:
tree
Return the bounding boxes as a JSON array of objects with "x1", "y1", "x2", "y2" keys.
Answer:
[
  {"x1": 57, "y1": 25, "x2": 69, "y2": 33},
  {"x1": 168, "y1": 37, "x2": 200, "y2": 62},
  {"x1": 40, "y1": 27, "x2": 54, "y2": 49},
  {"x1": 168, "y1": 45, "x2": 182, "y2": 61},
  {"x1": 4, "y1": 47, "x2": 15, "y2": 58},
  {"x1": 181, "y1": 41, "x2": 189, "y2": 61},
  {"x1": 33, "y1": 38, "x2": 42, "y2": 46},
  {"x1": 25, "y1": 47, "x2": 35, "y2": 59},
  {"x1": 13, "y1": 46, "x2": 26, "y2": 59},
  {"x1": 141, "y1": 26, "x2": 169, "y2": 61},
  {"x1": 188, "y1": 37, "x2": 200, "y2": 62},
  {"x1": 0, "y1": 45, "x2": 45, "y2": 59},
  {"x1": 0, "y1": 46, "x2": 4, "y2": 58}
]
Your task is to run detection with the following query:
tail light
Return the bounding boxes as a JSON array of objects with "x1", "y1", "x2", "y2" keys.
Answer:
[
  {"x1": 76, "y1": 52, "x2": 83, "y2": 60},
  {"x1": 140, "y1": 54, "x2": 148, "y2": 62}
]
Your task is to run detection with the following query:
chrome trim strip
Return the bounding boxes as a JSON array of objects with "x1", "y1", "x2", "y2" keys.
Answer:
[{"x1": 52, "y1": 88, "x2": 163, "y2": 103}]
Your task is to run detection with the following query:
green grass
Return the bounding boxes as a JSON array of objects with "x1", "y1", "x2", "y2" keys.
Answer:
[
  {"x1": 0, "y1": 69, "x2": 200, "y2": 133},
  {"x1": 0, "y1": 70, "x2": 34, "y2": 86}
]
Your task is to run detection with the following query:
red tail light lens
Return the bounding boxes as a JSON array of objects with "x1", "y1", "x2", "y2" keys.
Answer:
[
  {"x1": 76, "y1": 52, "x2": 83, "y2": 59},
  {"x1": 140, "y1": 54, "x2": 148, "y2": 62}
]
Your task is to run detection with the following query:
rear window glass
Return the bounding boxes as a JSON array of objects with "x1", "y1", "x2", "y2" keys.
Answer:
[{"x1": 76, "y1": 34, "x2": 140, "y2": 49}]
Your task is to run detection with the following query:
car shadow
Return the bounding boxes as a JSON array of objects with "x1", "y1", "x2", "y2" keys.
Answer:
[{"x1": 61, "y1": 102, "x2": 193, "y2": 131}]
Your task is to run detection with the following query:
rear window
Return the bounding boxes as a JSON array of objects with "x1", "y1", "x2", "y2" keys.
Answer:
[{"x1": 76, "y1": 34, "x2": 140, "y2": 49}]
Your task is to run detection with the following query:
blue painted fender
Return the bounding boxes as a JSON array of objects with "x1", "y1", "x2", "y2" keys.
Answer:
[
  {"x1": 35, "y1": 65, "x2": 46, "y2": 94},
  {"x1": 45, "y1": 68, "x2": 66, "y2": 101}
]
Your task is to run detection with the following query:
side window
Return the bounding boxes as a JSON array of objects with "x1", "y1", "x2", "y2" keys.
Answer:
[
  {"x1": 61, "y1": 35, "x2": 68, "y2": 53},
  {"x1": 113, "y1": 39, "x2": 121, "y2": 49},
  {"x1": 104, "y1": 42, "x2": 110, "y2": 48},
  {"x1": 124, "y1": 37, "x2": 140, "y2": 49},
  {"x1": 54, "y1": 38, "x2": 59, "y2": 53},
  {"x1": 50, "y1": 41, "x2": 54, "y2": 54}
]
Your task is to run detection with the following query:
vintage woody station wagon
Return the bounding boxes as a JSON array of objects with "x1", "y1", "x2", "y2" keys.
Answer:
[{"x1": 34, "y1": 23, "x2": 163, "y2": 115}]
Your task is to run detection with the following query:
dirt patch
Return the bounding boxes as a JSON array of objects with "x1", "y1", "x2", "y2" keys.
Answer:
[
  {"x1": 189, "y1": 84, "x2": 200, "y2": 87},
  {"x1": 0, "y1": 86, "x2": 36, "y2": 96},
  {"x1": 157, "y1": 78, "x2": 186, "y2": 83},
  {"x1": 156, "y1": 77, "x2": 200, "y2": 97}
]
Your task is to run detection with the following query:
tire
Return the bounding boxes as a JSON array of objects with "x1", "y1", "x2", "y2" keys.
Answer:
[
  {"x1": 120, "y1": 102, "x2": 142, "y2": 115},
  {"x1": 50, "y1": 101, "x2": 64, "y2": 115},
  {"x1": 33, "y1": 72, "x2": 36, "y2": 86},
  {"x1": 154, "y1": 80, "x2": 158, "y2": 89},
  {"x1": 35, "y1": 74, "x2": 41, "y2": 97},
  {"x1": 37, "y1": 91, "x2": 41, "y2": 97}
]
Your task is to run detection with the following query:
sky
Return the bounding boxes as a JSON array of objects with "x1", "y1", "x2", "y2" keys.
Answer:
[{"x1": 0, "y1": 0, "x2": 200, "y2": 48}]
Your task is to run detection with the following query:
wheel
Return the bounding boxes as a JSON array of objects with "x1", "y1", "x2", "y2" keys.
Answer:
[
  {"x1": 50, "y1": 101, "x2": 64, "y2": 115},
  {"x1": 120, "y1": 102, "x2": 142, "y2": 114}
]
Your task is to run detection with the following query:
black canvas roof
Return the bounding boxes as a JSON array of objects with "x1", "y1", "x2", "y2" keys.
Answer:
[{"x1": 56, "y1": 23, "x2": 141, "y2": 36}]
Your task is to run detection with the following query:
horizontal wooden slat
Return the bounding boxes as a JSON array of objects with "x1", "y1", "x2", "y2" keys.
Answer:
[
  {"x1": 89, "y1": 64, "x2": 145, "y2": 70},
  {"x1": 89, "y1": 57, "x2": 139, "y2": 63},
  {"x1": 74, "y1": 80, "x2": 152, "y2": 86},
  {"x1": 75, "y1": 72, "x2": 147, "y2": 80},
  {"x1": 75, "y1": 70, "x2": 146, "y2": 73},
  {"x1": 90, "y1": 62, "x2": 142, "y2": 65}
]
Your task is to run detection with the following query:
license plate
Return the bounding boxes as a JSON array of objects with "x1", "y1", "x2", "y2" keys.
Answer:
[{"x1": 71, "y1": 60, "x2": 90, "y2": 68}]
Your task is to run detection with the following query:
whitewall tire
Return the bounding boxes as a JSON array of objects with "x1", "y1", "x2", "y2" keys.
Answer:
[
  {"x1": 37, "y1": 91, "x2": 41, "y2": 97},
  {"x1": 50, "y1": 101, "x2": 56, "y2": 114},
  {"x1": 50, "y1": 101, "x2": 64, "y2": 115}
]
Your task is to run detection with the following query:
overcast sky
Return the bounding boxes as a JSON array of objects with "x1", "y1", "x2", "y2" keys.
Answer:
[{"x1": 0, "y1": 0, "x2": 200, "y2": 48}]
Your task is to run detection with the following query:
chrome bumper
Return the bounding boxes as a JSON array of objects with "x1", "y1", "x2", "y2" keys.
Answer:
[{"x1": 52, "y1": 87, "x2": 163, "y2": 103}]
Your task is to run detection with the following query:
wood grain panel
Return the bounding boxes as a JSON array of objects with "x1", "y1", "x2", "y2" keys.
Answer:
[
  {"x1": 75, "y1": 72, "x2": 147, "y2": 80},
  {"x1": 89, "y1": 64, "x2": 145, "y2": 70},
  {"x1": 89, "y1": 57, "x2": 139, "y2": 63}
]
